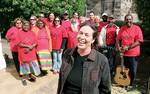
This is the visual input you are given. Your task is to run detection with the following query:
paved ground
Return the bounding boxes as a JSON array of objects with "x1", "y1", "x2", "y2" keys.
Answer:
[
  {"x1": 1, "y1": 39, "x2": 59, "y2": 94},
  {"x1": 0, "y1": 66, "x2": 58, "y2": 94},
  {"x1": 1, "y1": 39, "x2": 149, "y2": 94}
]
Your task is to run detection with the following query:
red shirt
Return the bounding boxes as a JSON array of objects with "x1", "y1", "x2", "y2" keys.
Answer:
[
  {"x1": 36, "y1": 28, "x2": 50, "y2": 51},
  {"x1": 6, "y1": 27, "x2": 21, "y2": 52},
  {"x1": 62, "y1": 20, "x2": 72, "y2": 34},
  {"x1": 67, "y1": 31, "x2": 78, "y2": 48},
  {"x1": 51, "y1": 25, "x2": 67, "y2": 50},
  {"x1": 106, "y1": 25, "x2": 118, "y2": 45},
  {"x1": 17, "y1": 30, "x2": 37, "y2": 62},
  {"x1": 31, "y1": 26, "x2": 39, "y2": 37},
  {"x1": 98, "y1": 22, "x2": 108, "y2": 32},
  {"x1": 116, "y1": 24, "x2": 143, "y2": 56}
]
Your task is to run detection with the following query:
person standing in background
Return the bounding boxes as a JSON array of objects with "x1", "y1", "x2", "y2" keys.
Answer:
[
  {"x1": 36, "y1": 19, "x2": 52, "y2": 76},
  {"x1": 51, "y1": 17, "x2": 68, "y2": 74},
  {"x1": 6, "y1": 18, "x2": 23, "y2": 76},
  {"x1": 98, "y1": 13, "x2": 109, "y2": 32},
  {"x1": 17, "y1": 21, "x2": 41, "y2": 85},
  {"x1": 116, "y1": 14, "x2": 143, "y2": 90},
  {"x1": 30, "y1": 15, "x2": 39, "y2": 36},
  {"x1": 98, "y1": 15, "x2": 120, "y2": 79},
  {"x1": 67, "y1": 12, "x2": 80, "y2": 49},
  {"x1": 85, "y1": 11, "x2": 96, "y2": 26}
]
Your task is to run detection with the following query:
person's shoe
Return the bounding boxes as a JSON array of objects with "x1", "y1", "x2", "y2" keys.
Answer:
[
  {"x1": 28, "y1": 77, "x2": 36, "y2": 82},
  {"x1": 53, "y1": 71, "x2": 58, "y2": 75},
  {"x1": 28, "y1": 74, "x2": 36, "y2": 82},
  {"x1": 42, "y1": 71, "x2": 48, "y2": 76},
  {"x1": 21, "y1": 79, "x2": 27, "y2": 86}
]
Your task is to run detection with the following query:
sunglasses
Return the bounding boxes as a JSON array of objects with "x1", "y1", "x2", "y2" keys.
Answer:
[
  {"x1": 30, "y1": 19, "x2": 36, "y2": 20},
  {"x1": 16, "y1": 22, "x2": 22, "y2": 24}
]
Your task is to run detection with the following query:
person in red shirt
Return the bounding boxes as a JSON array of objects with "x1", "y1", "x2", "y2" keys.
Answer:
[
  {"x1": 67, "y1": 12, "x2": 80, "y2": 48},
  {"x1": 44, "y1": 13, "x2": 55, "y2": 29},
  {"x1": 30, "y1": 15, "x2": 39, "y2": 36},
  {"x1": 116, "y1": 14, "x2": 143, "y2": 89},
  {"x1": 85, "y1": 11, "x2": 96, "y2": 26},
  {"x1": 51, "y1": 17, "x2": 68, "y2": 74},
  {"x1": 98, "y1": 13, "x2": 109, "y2": 32},
  {"x1": 67, "y1": 18, "x2": 79, "y2": 48},
  {"x1": 62, "y1": 11, "x2": 72, "y2": 33},
  {"x1": 17, "y1": 21, "x2": 41, "y2": 85},
  {"x1": 98, "y1": 15, "x2": 120, "y2": 79},
  {"x1": 6, "y1": 18, "x2": 23, "y2": 76},
  {"x1": 36, "y1": 19, "x2": 52, "y2": 75}
]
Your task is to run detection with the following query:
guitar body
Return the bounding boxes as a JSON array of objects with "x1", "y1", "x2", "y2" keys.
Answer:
[{"x1": 114, "y1": 65, "x2": 130, "y2": 86}]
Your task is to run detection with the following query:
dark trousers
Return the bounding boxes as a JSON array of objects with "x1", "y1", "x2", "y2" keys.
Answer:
[
  {"x1": 98, "y1": 46, "x2": 116, "y2": 79},
  {"x1": 106, "y1": 49, "x2": 115, "y2": 79},
  {"x1": 124, "y1": 56, "x2": 138, "y2": 86},
  {"x1": 12, "y1": 52, "x2": 20, "y2": 74}
]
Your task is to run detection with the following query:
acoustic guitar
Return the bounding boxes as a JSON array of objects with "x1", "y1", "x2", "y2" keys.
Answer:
[{"x1": 114, "y1": 52, "x2": 130, "y2": 86}]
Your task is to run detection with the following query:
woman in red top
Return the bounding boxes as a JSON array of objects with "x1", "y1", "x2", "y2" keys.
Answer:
[
  {"x1": 17, "y1": 21, "x2": 41, "y2": 85},
  {"x1": 6, "y1": 18, "x2": 23, "y2": 76},
  {"x1": 36, "y1": 19, "x2": 52, "y2": 75},
  {"x1": 51, "y1": 17, "x2": 67, "y2": 74}
]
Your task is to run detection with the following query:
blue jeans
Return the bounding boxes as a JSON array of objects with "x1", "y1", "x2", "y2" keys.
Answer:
[
  {"x1": 52, "y1": 50, "x2": 62, "y2": 72},
  {"x1": 124, "y1": 56, "x2": 138, "y2": 86}
]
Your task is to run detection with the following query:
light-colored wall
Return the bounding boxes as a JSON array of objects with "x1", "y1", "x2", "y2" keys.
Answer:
[{"x1": 86, "y1": 0, "x2": 135, "y2": 20}]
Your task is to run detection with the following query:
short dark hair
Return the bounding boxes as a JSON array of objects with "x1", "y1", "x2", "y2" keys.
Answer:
[
  {"x1": 89, "y1": 11, "x2": 95, "y2": 15},
  {"x1": 80, "y1": 22, "x2": 98, "y2": 48},
  {"x1": 124, "y1": 14, "x2": 133, "y2": 20},
  {"x1": 80, "y1": 22, "x2": 98, "y2": 39},
  {"x1": 14, "y1": 17, "x2": 23, "y2": 26}
]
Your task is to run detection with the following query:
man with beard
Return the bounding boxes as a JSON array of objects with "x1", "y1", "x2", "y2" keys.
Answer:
[
  {"x1": 98, "y1": 12, "x2": 109, "y2": 32},
  {"x1": 98, "y1": 15, "x2": 120, "y2": 80}
]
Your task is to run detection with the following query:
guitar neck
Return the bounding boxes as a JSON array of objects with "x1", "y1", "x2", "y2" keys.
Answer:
[{"x1": 120, "y1": 52, "x2": 125, "y2": 70}]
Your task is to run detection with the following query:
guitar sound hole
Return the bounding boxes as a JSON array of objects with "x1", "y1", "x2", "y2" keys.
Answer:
[{"x1": 120, "y1": 72, "x2": 127, "y2": 79}]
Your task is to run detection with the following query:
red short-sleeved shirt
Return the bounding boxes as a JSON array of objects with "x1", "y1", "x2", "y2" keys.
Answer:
[
  {"x1": 67, "y1": 31, "x2": 78, "y2": 48},
  {"x1": 106, "y1": 25, "x2": 118, "y2": 45},
  {"x1": 6, "y1": 27, "x2": 21, "y2": 52},
  {"x1": 17, "y1": 30, "x2": 37, "y2": 62},
  {"x1": 116, "y1": 24, "x2": 143, "y2": 56},
  {"x1": 51, "y1": 25, "x2": 67, "y2": 50},
  {"x1": 36, "y1": 28, "x2": 49, "y2": 51},
  {"x1": 98, "y1": 22, "x2": 108, "y2": 32},
  {"x1": 62, "y1": 20, "x2": 72, "y2": 33}
]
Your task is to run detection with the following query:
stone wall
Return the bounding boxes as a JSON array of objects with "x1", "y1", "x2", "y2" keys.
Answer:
[{"x1": 86, "y1": 0, "x2": 135, "y2": 20}]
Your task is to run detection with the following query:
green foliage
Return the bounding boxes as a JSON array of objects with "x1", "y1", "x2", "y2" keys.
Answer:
[
  {"x1": 135, "y1": 0, "x2": 150, "y2": 56},
  {"x1": 0, "y1": 0, "x2": 86, "y2": 37},
  {"x1": 135, "y1": 0, "x2": 150, "y2": 40},
  {"x1": 114, "y1": 20, "x2": 125, "y2": 27}
]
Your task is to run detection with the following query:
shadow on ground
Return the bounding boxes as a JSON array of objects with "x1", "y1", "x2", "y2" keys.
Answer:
[
  {"x1": 136, "y1": 57, "x2": 150, "y2": 94},
  {"x1": 4, "y1": 53, "x2": 20, "y2": 80}
]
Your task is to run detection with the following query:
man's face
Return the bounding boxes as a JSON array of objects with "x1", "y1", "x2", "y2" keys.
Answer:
[
  {"x1": 125, "y1": 15, "x2": 133, "y2": 27},
  {"x1": 89, "y1": 13, "x2": 95, "y2": 20},
  {"x1": 102, "y1": 16, "x2": 108, "y2": 22}
]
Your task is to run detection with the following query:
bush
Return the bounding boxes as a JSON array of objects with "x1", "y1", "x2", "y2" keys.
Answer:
[{"x1": 0, "y1": 0, "x2": 86, "y2": 38}]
